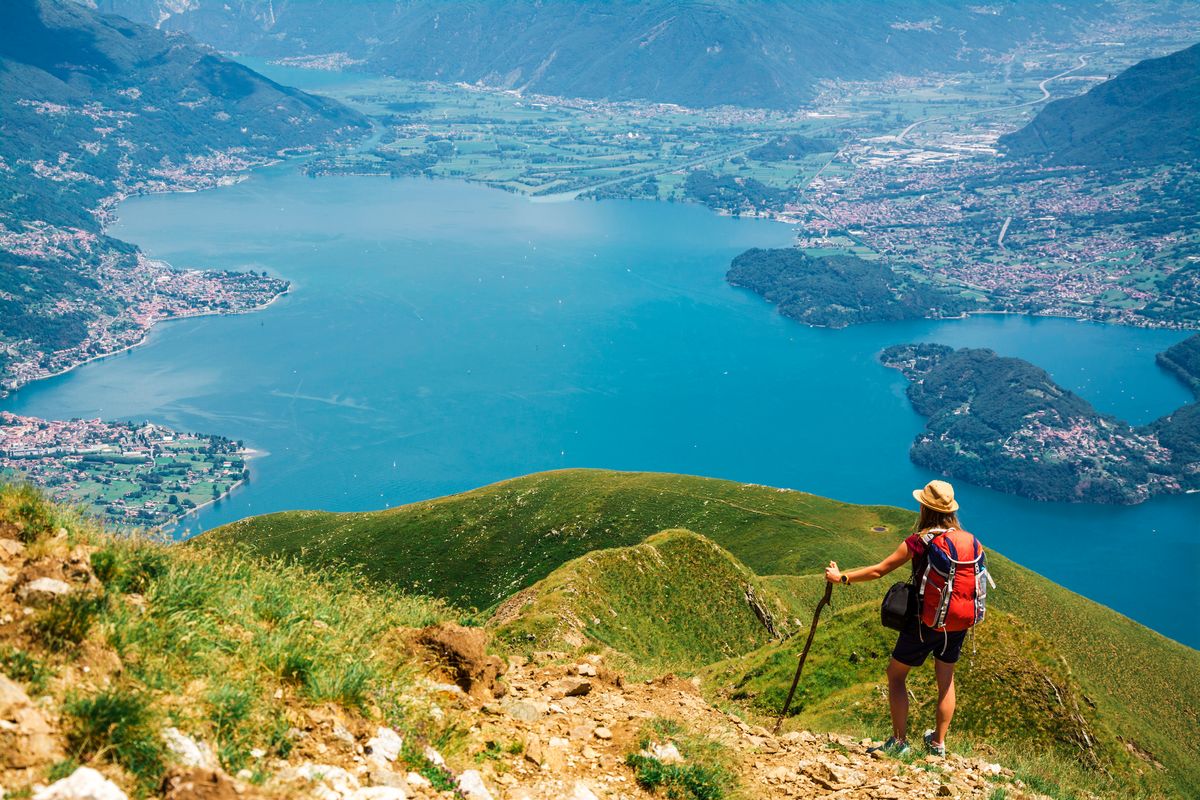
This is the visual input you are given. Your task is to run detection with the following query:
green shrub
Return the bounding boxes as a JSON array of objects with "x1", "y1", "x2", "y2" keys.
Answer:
[
  {"x1": 625, "y1": 753, "x2": 728, "y2": 800},
  {"x1": 92, "y1": 543, "x2": 169, "y2": 594},
  {"x1": 0, "y1": 483, "x2": 58, "y2": 543},
  {"x1": 0, "y1": 645, "x2": 54, "y2": 694},
  {"x1": 304, "y1": 658, "x2": 373, "y2": 708},
  {"x1": 65, "y1": 688, "x2": 165, "y2": 794},
  {"x1": 33, "y1": 592, "x2": 107, "y2": 651},
  {"x1": 207, "y1": 682, "x2": 256, "y2": 770},
  {"x1": 47, "y1": 758, "x2": 81, "y2": 782},
  {"x1": 625, "y1": 717, "x2": 738, "y2": 800},
  {"x1": 399, "y1": 743, "x2": 458, "y2": 793}
]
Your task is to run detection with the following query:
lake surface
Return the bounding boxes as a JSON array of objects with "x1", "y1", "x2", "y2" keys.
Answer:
[{"x1": 3, "y1": 165, "x2": 1196, "y2": 646}]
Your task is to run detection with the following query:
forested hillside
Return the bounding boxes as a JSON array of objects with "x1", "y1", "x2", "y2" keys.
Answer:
[
  {"x1": 727, "y1": 248, "x2": 975, "y2": 328},
  {"x1": 0, "y1": 0, "x2": 365, "y2": 393},
  {"x1": 1001, "y1": 42, "x2": 1200, "y2": 169},
  {"x1": 93, "y1": 0, "x2": 1110, "y2": 109}
]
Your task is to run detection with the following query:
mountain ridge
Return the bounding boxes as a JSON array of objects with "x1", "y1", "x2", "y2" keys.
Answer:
[
  {"x1": 203, "y1": 468, "x2": 1200, "y2": 798},
  {"x1": 93, "y1": 0, "x2": 1112, "y2": 109},
  {"x1": 1001, "y1": 41, "x2": 1200, "y2": 169}
]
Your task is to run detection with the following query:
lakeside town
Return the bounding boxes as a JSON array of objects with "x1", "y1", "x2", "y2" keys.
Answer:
[
  {"x1": 0, "y1": 411, "x2": 248, "y2": 530},
  {"x1": 0, "y1": 247, "x2": 288, "y2": 397}
]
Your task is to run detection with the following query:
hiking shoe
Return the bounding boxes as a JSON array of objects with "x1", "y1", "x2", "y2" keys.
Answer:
[
  {"x1": 868, "y1": 737, "x2": 910, "y2": 756},
  {"x1": 923, "y1": 730, "x2": 946, "y2": 756}
]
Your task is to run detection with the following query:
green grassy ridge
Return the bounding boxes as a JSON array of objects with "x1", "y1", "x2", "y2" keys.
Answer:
[
  {"x1": 492, "y1": 528, "x2": 796, "y2": 676},
  {"x1": 202, "y1": 469, "x2": 910, "y2": 611},
  {"x1": 207, "y1": 469, "x2": 1200, "y2": 797}
]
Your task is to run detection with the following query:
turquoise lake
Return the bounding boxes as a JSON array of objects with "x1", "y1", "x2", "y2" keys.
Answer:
[{"x1": 2, "y1": 165, "x2": 1196, "y2": 646}]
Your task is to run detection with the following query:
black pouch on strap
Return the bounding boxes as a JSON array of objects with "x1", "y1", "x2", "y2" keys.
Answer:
[{"x1": 881, "y1": 582, "x2": 916, "y2": 631}]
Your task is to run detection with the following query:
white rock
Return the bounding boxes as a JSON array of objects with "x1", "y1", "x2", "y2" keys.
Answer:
[
  {"x1": 348, "y1": 788, "x2": 406, "y2": 800},
  {"x1": 404, "y1": 773, "x2": 431, "y2": 789},
  {"x1": 981, "y1": 762, "x2": 1003, "y2": 776},
  {"x1": 33, "y1": 768, "x2": 127, "y2": 800},
  {"x1": 641, "y1": 742, "x2": 684, "y2": 764},
  {"x1": 421, "y1": 745, "x2": 445, "y2": 768},
  {"x1": 162, "y1": 727, "x2": 218, "y2": 770},
  {"x1": 570, "y1": 783, "x2": 600, "y2": 800},
  {"x1": 455, "y1": 770, "x2": 493, "y2": 800},
  {"x1": 366, "y1": 727, "x2": 403, "y2": 762},
  {"x1": 281, "y1": 763, "x2": 360, "y2": 800},
  {"x1": 15, "y1": 578, "x2": 72, "y2": 607}
]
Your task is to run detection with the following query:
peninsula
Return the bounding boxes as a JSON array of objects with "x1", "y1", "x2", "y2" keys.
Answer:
[
  {"x1": 0, "y1": 412, "x2": 248, "y2": 529},
  {"x1": 881, "y1": 343, "x2": 1200, "y2": 504},
  {"x1": 727, "y1": 248, "x2": 976, "y2": 328}
]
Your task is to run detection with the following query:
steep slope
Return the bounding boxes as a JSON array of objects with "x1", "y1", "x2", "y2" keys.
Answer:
[
  {"x1": 0, "y1": 0, "x2": 367, "y2": 393},
  {"x1": 205, "y1": 469, "x2": 1200, "y2": 797},
  {"x1": 705, "y1": 603, "x2": 1122, "y2": 786},
  {"x1": 0, "y1": 483, "x2": 1062, "y2": 800},
  {"x1": 490, "y1": 527, "x2": 1133, "y2": 794},
  {"x1": 94, "y1": 0, "x2": 1110, "y2": 109},
  {"x1": 1001, "y1": 42, "x2": 1200, "y2": 169},
  {"x1": 491, "y1": 529, "x2": 800, "y2": 675}
]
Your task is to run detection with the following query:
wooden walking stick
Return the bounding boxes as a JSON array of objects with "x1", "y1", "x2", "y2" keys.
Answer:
[{"x1": 773, "y1": 580, "x2": 833, "y2": 734}]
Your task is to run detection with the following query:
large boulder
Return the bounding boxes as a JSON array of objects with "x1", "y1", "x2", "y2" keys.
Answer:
[
  {"x1": 0, "y1": 673, "x2": 61, "y2": 768},
  {"x1": 14, "y1": 577, "x2": 72, "y2": 608},
  {"x1": 32, "y1": 768, "x2": 126, "y2": 800},
  {"x1": 412, "y1": 624, "x2": 506, "y2": 698}
]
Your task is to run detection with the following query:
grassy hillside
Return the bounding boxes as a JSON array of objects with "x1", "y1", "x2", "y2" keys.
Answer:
[
  {"x1": 207, "y1": 469, "x2": 1200, "y2": 797},
  {"x1": 204, "y1": 469, "x2": 911, "y2": 611},
  {"x1": 491, "y1": 529, "x2": 799, "y2": 675},
  {"x1": 0, "y1": 483, "x2": 458, "y2": 797}
]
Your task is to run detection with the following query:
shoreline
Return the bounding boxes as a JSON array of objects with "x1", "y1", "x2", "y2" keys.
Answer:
[{"x1": 1, "y1": 285, "x2": 290, "y2": 400}]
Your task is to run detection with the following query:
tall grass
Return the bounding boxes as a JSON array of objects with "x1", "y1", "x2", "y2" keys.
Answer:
[{"x1": 1, "y1": 482, "x2": 459, "y2": 792}]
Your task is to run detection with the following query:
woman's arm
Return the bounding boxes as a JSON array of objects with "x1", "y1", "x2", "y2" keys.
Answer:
[{"x1": 824, "y1": 541, "x2": 912, "y2": 585}]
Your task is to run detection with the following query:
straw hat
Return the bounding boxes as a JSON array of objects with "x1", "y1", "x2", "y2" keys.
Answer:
[{"x1": 913, "y1": 480, "x2": 958, "y2": 513}]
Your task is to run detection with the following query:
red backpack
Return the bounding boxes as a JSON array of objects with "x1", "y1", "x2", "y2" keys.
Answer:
[{"x1": 915, "y1": 528, "x2": 992, "y2": 632}]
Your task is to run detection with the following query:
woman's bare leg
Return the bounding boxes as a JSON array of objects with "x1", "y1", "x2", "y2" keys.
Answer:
[
  {"x1": 933, "y1": 658, "x2": 957, "y2": 746},
  {"x1": 886, "y1": 658, "x2": 911, "y2": 741}
]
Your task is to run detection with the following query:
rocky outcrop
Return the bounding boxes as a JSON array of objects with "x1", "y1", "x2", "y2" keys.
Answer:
[
  {"x1": 412, "y1": 623, "x2": 507, "y2": 699},
  {"x1": 0, "y1": 673, "x2": 61, "y2": 770}
]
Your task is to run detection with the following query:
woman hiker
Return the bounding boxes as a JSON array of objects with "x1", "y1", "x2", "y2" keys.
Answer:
[{"x1": 824, "y1": 479, "x2": 986, "y2": 757}]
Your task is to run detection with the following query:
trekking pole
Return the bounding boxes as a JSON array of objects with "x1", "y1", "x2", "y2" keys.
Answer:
[{"x1": 773, "y1": 580, "x2": 833, "y2": 734}]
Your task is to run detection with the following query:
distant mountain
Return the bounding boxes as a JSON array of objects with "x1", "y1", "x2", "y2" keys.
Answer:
[
  {"x1": 0, "y1": 0, "x2": 366, "y2": 393},
  {"x1": 92, "y1": 0, "x2": 1110, "y2": 109},
  {"x1": 1001, "y1": 42, "x2": 1200, "y2": 168}
]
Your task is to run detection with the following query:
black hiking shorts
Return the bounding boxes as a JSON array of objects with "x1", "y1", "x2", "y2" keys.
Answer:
[{"x1": 892, "y1": 619, "x2": 967, "y2": 666}]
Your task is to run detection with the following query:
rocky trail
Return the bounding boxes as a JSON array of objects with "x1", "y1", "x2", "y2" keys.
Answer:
[{"x1": 0, "y1": 530, "x2": 1048, "y2": 800}]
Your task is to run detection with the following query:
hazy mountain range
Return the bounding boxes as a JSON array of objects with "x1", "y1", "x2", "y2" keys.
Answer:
[{"x1": 90, "y1": 0, "x2": 1112, "y2": 108}]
